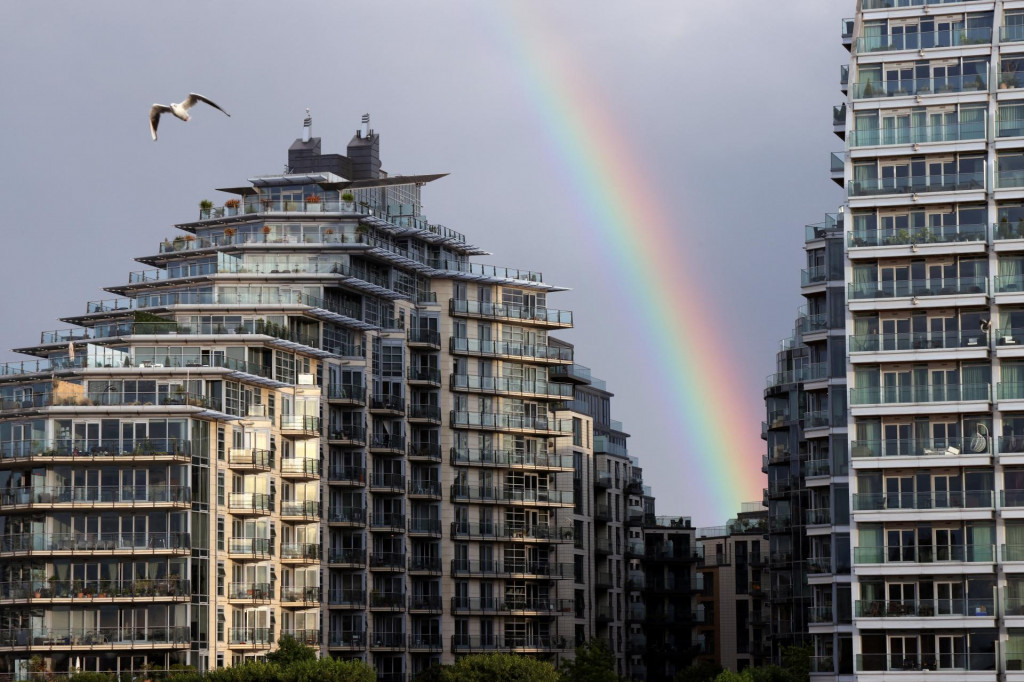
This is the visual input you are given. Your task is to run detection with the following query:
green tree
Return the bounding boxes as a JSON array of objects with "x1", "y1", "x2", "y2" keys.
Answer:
[
  {"x1": 279, "y1": 658, "x2": 376, "y2": 682},
  {"x1": 438, "y1": 653, "x2": 560, "y2": 682},
  {"x1": 560, "y1": 638, "x2": 620, "y2": 682},
  {"x1": 674, "y1": 660, "x2": 723, "y2": 682},
  {"x1": 781, "y1": 645, "x2": 812, "y2": 682},
  {"x1": 266, "y1": 635, "x2": 318, "y2": 666}
]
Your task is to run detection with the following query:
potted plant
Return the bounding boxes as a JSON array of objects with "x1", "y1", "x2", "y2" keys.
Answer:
[
  {"x1": 199, "y1": 199, "x2": 213, "y2": 219},
  {"x1": 184, "y1": 234, "x2": 195, "y2": 243},
  {"x1": 261, "y1": 225, "x2": 272, "y2": 241},
  {"x1": 224, "y1": 198, "x2": 240, "y2": 216},
  {"x1": 341, "y1": 191, "x2": 355, "y2": 205},
  {"x1": 72, "y1": 579, "x2": 84, "y2": 598},
  {"x1": 224, "y1": 227, "x2": 236, "y2": 238}
]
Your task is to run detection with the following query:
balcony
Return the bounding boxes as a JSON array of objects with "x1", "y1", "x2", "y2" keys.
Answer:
[
  {"x1": 0, "y1": 485, "x2": 190, "y2": 510},
  {"x1": 0, "y1": 437, "x2": 190, "y2": 465},
  {"x1": 327, "y1": 465, "x2": 365, "y2": 485},
  {"x1": 450, "y1": 411, "x2": 571, "y2": 434},
  {"x1": 228, "y1": 582, "x2": 272, "y2": 602},
  {"x1": 450, "y1": 559, "x2": 570, "y2": 579},
  {"x1": 227, "y1": 537, "x2": 271, "y2": 559},
  {"x1": 280, "y1": 415, "x2": 320, "y2": 435},
  {"x1": 855, "y1": 27, "x2": 992, "y2": 55},
  {"x1": 280, "y1": 542, "x2": 320, "y2": 562},
  {"x1": 228, "y1": 627, "x2": 273, "y2": 649},
  {"x1": 227, "y1": 448, "x2": 274, "y2": 472},
  {"x1": 451, "y1": 635, "x2": 570, "y2": 652},
  {"x1": 853, "y1": 544, "x2": 995, "y2": 565},
  {"x1": 450, "y1": 484, "x2": 574, "y2": 506},
  {"x1": 408, "y1": 404, "x2": 442, "y2": 422},
  {"x1": 849, "y1": 223, "x2": 985, "y2": 248},
  {"x1": 850, "y1": 383, "x2": 991, "y2": 406},
  {"x1": 856, "y1": 653, "x2": 994, "y2": 673},
  {"x1": 449, "y1": 299, "x2": 572, "y2": 328},
  {"x1": 0, "y1": 531, "x2": 190, "y2": 555},
  {"x1": 328, "y1": 425, "x2": 366, "y2": 446},
  {"x1": 409, "y1": 633, "x2": 443, "y2": 651},
  {"x1": 369, "y1": 592, "x2": 406, "y2": 610},
  {"x1": 0, "y1": 626, "x2": 190, "y2": 650},
  {"x1": 849, "y1": 172, "x2": 984, "y2": 197},
  {"x1": 451, "y1": 374, "x2": 573, "y2": 399},
  {"x1": 407, "y1": 368, "x2": 442, "y2": 386},
  {"x1": 849, "y1": 330, "x2": 988, "y2": 354},
  {"x1": 451, "y1": 597, "x2": 573, "y2": 614},
  {"x1": 327, "y1": 548, "x2": 365, "y2": 566},
  {"x1": 327, "y1": 590, "x2": 365, "y2": 608},
  {"x1": 0, "y1": 577, "x2": 189, "y2": 602},
  {"x1": 801, "y1": 265, "x2": 827, "y2": 287},
  {"x1": 282, "y1": 629, "x2": 320, "y2": 647},
  {"x1": 327, "y1": 630, "x2": 366, "y2": 649},
  {"x1": 409, "y1": 556, "x2": 442, "y2": 573},
  {"x1": 227, "y1": 492, "x2": 271, "y2": 516},
  {"x1": 369, "y1": 514, "x2": 406, "y2": 533},
  {"x1": 408, "y1": 517, "x2": 442, "y2": 535},
  {"x1": 450, "y1": 521, "x2": 574, "y2": 543},
  {"x1": 849, "y1": 277, "x2": 987, "y2": 301},
  {"x1": 408, "y1": 480, "x2": 442, "y2": 498},
  {"x1": 852, "y1": 75, "x2": 987, "y2": 100},
  {"x1": 406, "y1": 328, "x2": 441, "y2": 348},
  {"x1": 327, "y1": 507, "x2": 366, "y2": 526},
  {"x1": 851, "y1": 437, "x2": 980, "y2": 460},
  {"x1": 369, "y1": 433, "x2": 405, "y2": 453},
  {"x1": 805, "y1": 508, "x2": 832, "y2": 526},
  {"x1": 408, "y1": 443, "x2": 442, "y2": 461},
  {"x1": 852, "y1": 490, "x2": 993, "y2": 512},
  {"x1": 449, "y1": 447, "x2": 573, "y2": 470},
  {"x1": 281, "y1": 586, "x2": 321, "y2": 605},
  {"x1": 370, "y1": 394, "x2": 405, "y2": 415},
  {"x1": 449, "y1": 337, "x2": 573, "y2": 364},
  {"x1": 281, "y1": 458, "x2": 320, "y2": 480},
  {"x1": 369, "y1": 472, "x2": 406, "y2": 493},
  {"x1": 856, "y1": 598, "x2": 994, "y2": 618},
  {"x1": 326, "y1": 383, "x2": 366, "y2": 405},
  {"x1": 548, "y1": 363, "x2": 592, "y2": 384},
  {"x1": 281, "y1": 500, "x2": 320, "y2": 520}
]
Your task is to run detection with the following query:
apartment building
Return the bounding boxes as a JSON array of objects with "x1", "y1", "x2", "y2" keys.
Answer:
[
  {"x1": 0, "y1": 115, "x2": 587, "y2": 680},
  {"x1": 830, "y1": 0, "x2": 1024, "y2": 678},
  {"x1": 695, "y1": 505, "x2": 770, "y2": 671}
]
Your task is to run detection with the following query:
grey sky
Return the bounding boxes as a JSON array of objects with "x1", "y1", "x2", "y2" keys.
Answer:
[{"x1": 0, "y1": 1, "x2": 850, "y2": 527}]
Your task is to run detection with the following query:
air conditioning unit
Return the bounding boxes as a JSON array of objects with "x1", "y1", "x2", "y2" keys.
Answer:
[{"x1": 297, "y1": 373, "x2": 315, "y2": 386}]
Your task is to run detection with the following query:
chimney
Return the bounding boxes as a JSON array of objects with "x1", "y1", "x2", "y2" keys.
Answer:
[
  {"x1": 347, "y1": 113, "x2": 381, "y2": 180},
  {"x1": 302, "y1": 108, "x2": 312, "y2": 143}
]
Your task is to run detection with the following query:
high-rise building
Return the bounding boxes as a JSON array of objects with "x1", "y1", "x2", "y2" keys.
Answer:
[
  {"x1": 0, "y1": 114, "x2": 688, "y2": 681},
  {"x1": 695, "y1": 505, "x2": 770, "y2": 671}
]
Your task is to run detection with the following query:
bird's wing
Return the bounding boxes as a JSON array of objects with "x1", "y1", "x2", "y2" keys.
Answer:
[
  {"x1": 182, "y1": 93, "x2": 230, "y2": 116},
  {"x1": 149, "y1": 104, "x2": 172, "y2": 141}
]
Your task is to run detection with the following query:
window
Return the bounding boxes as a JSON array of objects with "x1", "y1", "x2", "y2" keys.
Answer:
[{"x1": 217, "y1": 472, "x2": 225, "y2": 506}]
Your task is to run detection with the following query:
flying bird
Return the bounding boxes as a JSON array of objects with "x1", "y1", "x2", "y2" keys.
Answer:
[{"x1": 149, "y1": 93, "x2": 230, "y2": 141}]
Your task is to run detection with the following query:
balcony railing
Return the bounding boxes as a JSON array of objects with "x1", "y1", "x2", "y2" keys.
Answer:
[
  {"x1": 850, "y1": 172, "x2": 985, "y2": 197},
  {"x1": 449, "y1": 337, "x2": 573, "y2": 362},
  {"x1": 227, "y1": 492, "x2": 271, "y2": 514},
  {"x1": 856, "y1": 598, "x2": 994, "y2": 618},
  {"x1": 852, "y1": 75, "x2": 988, "y2": 100},
  {"x1": 450, "y1": 447, "x2": 572, "y2": 469},
  {"x1": 369, "y1": 473, "x2": 406, "y2": 491},
  {"x1": 327, "y1": 589, "x2": 366, "y2": 606},
  {"x1": 228, "y1": 582, "x2": 271, "y2": 600},
  {"x1": 328, "y1": 548, "x2": 366, "y2": 565},
  {"x1": 281, "y1": 458, "x2": 320, "y2": 477},
  {"x1": 327, "y1": 466, "x2": 365, "y2": 484},
  {"x1": 851, "y1": 121, "x2": 986, "y2": 148},
  {"x1": 228, "y1": 627, "x2": 272, "y2": 646},
  {"x1": 0, "y1": 485, "x2": 190, "y2": 508},
  {"x1": 0, "y1": 578, "x2": 188, "y2": 600},
  {"x1": 852, "y1": 490, "x2": 993, "y2": 511},
  {"x1": 850, "y1": 437, "x2": 975, "y2": 458},
  {"x1": 451, "y1": 635, "x2": 570, "y2": 651},
  {"x1": 855, "y1": 27, "x2": 992, "y2": 54},
  {"x1": 856, "y1": 653, "x2": 994, "y2": 673},
  {"x1": 280, "y1": 586, "x2": 321, "y2": 603},
  {"x1": 449, "y1": 299, "x2": 572, "y2": 326},
  {"x1": 0, "y1": 438, "x2": 189, "y2": 462},
  {"x1": 854, "y1": 544, "x2": 995, "y2": 564},
  {"x1": 450, "y1": 521, "x2": 573, "y2": 542},
  {"x1": 327, "y1": 507, "x2": 366, "y2": 524},
  {"x1": 450, "y1": 484, "x2": 573, "y2": 505},
  {"x1": 450, "y1": 411, "x2": 571, "y2": 433},
  {"x1": 326, "y1": 384, "x2": 365, "y2": 402},
  {"x1": 850, "y1": 383, "x2": 991, "y2": 405},
  {"x1": 0, "y1": 626, "x2": 190, "y2": 647},
  {"x1": 328, "y1": 425, "x2": 366, "y2": 443},
  {"x1": 0, "y1": 531, "x2": 190, "y2": 553},
  {"x1": 450, "y1": 374, "x2": 573, "y2": 398},
  {"x1": 280, "y1": 415, "x2": 320, "y2": 431},
  {"x1": 451, "y1": 597, "x2": 572, "y2": 613},
  {"x1": 849, "y1": 223, "x2": 985, "y2": 247},
  {"x1": 280, "y1": 542, "x2": 320, "y2": 560},
  {"x1": 850, "y1": 330, "x2": 986, "y2": 353},
  {"x1": 849, "y1": 276, "x2": 986, "y2": 300},
  {"x1": 281, "y1": 501, "x2": 321, "y2": 518},
  {"x1": 227, "y1": 537, "x2": 271, "y2": 555}
]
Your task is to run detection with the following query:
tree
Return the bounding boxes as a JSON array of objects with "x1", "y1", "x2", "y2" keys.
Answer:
[
  {"x1": 279, "y1": 658, "x2": 376, "y2": 682},
  {"x1": 780, "y1": 645, "x2": 811, "y2": 682},
  {"x1": 266, "y1": 635, "x2": 318, "y2": 666},
  {"x1": 560, "y1": 638, "x2": 620, "y2": 682},
  {"x1": 437, "y1": 653, "x2": 560, "y2": 682},
  {"x1": 674, "y1": 660, "x2": 723, "y2": 682}
]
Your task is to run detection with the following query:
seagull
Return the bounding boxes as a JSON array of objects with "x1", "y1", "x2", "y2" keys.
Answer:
[{"x1": 149, "y1": 93, "x2": 230, "y2": 141}]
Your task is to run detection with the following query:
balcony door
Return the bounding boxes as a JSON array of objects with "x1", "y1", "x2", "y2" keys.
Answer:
[
  {"x1": 889, "y1": 635, "x2": 919, "y2": 670},
  {"x1": 887, "y1": 528, "x2": 915, "y2": 562},
  {"x1": 886, "y1": 476, "x2": 915, "y2": 509},
  {"x1": 884, "y1": 423, "x2": 912, "y2": 456}
]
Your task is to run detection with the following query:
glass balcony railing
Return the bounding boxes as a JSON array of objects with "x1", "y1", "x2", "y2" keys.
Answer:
[
  {"x1": 863, "y1": 0, "x2": 993, "y2": 8},
  {"x1": 856, "y1": 598, "x2": 994, "y2": 618},
  {"x1": 856, "y1": 653, "x2": 994, "y2": 673},
  {"x1": 450, "y1": 485, "x2": 573, "y2": 505},
  {"x1": 833, "y1": 104, "x2": 846, "y2": 127},
  {"x1": 854, "y1": 544, "x2": 995, "y2": 564},
  {"x1": 0, "y1": 577, "x2": 189, "y2": 600},
  {"x1": 851, "y1": 121, "x2": 986, "y2": 147},
  {"x1": 1003, "y1": 25, "x2": 1024, "y2": 43},
  {"x1": 449, "y1": 337, "x2": 573, "y2": 362},
  {"x1": 831, "y1": 152, "x2": 845, "y2": 173},
  {"x1": 449, "y1": 299, "x2": 572, "y2": 326},
  {"x1": 0, "y1": 485, "x2": 190, "y2": 507},
  {"x1": 850, "y1": 438, "x2": 976, "y2": 459},
  {"x1": 856, "y1": 27, "x2": 992, "y2": 54},
  {"x1": 852, "y1": 490, "x2": 993, "y2": 510},
  {"x1": 0, "y1": 531, "x2": 190, "y2": 553},
  {"x1": 849, "y1": 223, "x2": 985, "y2": 247},
  {"x1": 449, "y1": 447, "x2": 572, "y2": 469},
  {"x1": 849, "y1": 276, "x2": 987, "y2": 300},
  {"x1": 450, "y1": 411, "x2": 572, "y2": 433},
  {"x1": 450, "y1": 374, "x2": 573, "y2": 398},
  {"x1": 849, "y1": 330, "x2": 986, "y2": 352},
  {"x1": 852, "y1": 75, "x2": 988, "y2": 100},
  {"x1": 0, "y1": 626, "x2": 189, "y2": 647},
  {"x1": 849, "y1": 172, "x2": 985, "y2": 196},
  {"x1": 850, "y1": 383, "x2": 991, "y2": 405},
  {"x1": 801, "y1": 266, "x2": 827, "y2": 286}
]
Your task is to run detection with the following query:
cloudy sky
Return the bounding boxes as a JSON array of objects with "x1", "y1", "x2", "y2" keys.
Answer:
[{"x1": 0, "y1": 1, "x2": 849, "y2": 526}]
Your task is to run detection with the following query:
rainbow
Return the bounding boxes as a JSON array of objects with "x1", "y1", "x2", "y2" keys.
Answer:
[{"x1": 481, "y1": 4, "x2": 767, "y2": 522}]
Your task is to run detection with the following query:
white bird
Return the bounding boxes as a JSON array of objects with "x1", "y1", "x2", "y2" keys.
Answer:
[{"x1": 149, "y1": 93, "x2": 230, "y2": 141}]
